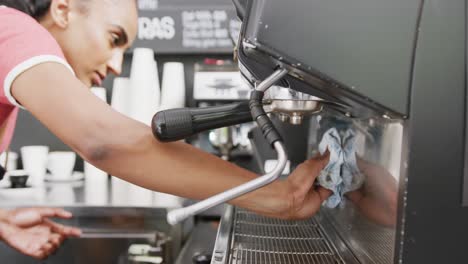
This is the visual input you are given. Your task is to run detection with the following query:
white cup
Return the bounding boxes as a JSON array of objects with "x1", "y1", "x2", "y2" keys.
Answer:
[
  {"x1": 153, "y1": 192, "x2": 183, "y2": 208},
  {"x1": 84, "y1": 162, "x2": 107, "y2": 180},
  {"x1": 111, "y1": 77, "x2": 132, "y2": 117},
  {"x1": 111, "y1": 176, "x2": 139, "y2": 205},
  {"x1": 84, "y1": 161, "x2": 108, "y2": 205},
  {"x1": 47, "y1": 151, "x2": 76, "y2": 180},
  {"x1": 160, "y1": 62, "x2": 185, "y2": 110},
  {"x1": 21, "y1": 146, "x2": 49, "y2": 186},
  {"x1": 129, "y1": 48, "x2": 160, "y2": 125},
  {"x1": 127, "y1": 183, "x2": 154, "y2": 206},
  {"x1": 0, "y1": 151, "x2": 18, "y2": 171}
]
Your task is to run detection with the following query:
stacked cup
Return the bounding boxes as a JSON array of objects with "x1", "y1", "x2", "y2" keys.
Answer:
[
  {"x1": 111, "y1": 77, "x2": 132, "y2": 116},
  {"x1": 128, "y1": 48, "x2": 160, "y2": 125},
  {"x1": 156, "y1": 62, "x2": 186, "y2": 207},
  {"x1": 110, "y1": 78, "x2": 132, "y2": 204},
  {"x1": 160, "y1": 62, "x2": 185, "y2": 111},
  {"x1": 123, "y1": 48, "x2": 161, "y2": 206},
  {"x1": 85, "y1": 87, "x2": 109, "y2": 205}
]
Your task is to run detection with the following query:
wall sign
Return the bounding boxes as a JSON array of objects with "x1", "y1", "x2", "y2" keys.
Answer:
[{"x1": 131, "y1": 0, "x2": 241, "y2": 54}]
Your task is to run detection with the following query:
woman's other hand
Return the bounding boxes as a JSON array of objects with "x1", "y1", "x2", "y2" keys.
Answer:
[
  {"x1": 346, "y1": 158, "x2": 398, "y2": 227},
  {"x1": 0, "y1": 207, "x2": 81, "y2": 259}
]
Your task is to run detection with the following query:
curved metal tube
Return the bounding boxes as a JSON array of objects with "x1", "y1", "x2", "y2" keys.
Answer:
[
  {"x1": 166, "y1": 68, "x2": 290, "y2": 225},
  {"x1": 167, "y1": 141, "x2": 287, "y2": 225},
  {"x1": 256, "y1": 68, "x2": 289, "y2": 92}
]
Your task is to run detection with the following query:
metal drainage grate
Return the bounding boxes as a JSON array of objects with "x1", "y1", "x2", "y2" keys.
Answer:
[{"x1": 230, "y1": 209, "x2": 345, "y2": 264}]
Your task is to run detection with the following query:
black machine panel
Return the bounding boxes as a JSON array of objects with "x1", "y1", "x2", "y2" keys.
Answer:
[
  {"x1": 237, "y1": 0, "x2": 421, "y2": 116},
  {"x1": 230, "y1": 0, "x2": 468, "y2": 264},
  {"x1": 401, "y1": 1, "x2": 467, "y2": 263}
]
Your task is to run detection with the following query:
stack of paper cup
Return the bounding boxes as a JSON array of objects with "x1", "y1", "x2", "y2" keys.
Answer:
[
  {"x1": 110, "y1": 78, "x2": 136, "y2": 205},
  {"x1": 85, "y1": 87, "x2": 109, "y2": 205},
  {"x1": 110, "y1": 177, "x2": 153, "y2": 207},
  {"x1": 127, "y1": 48, "x2": 160, "y2": 205},
  {"x1": 157, "y1": 62, "x2": 186, "y2": 208},
  {"x1": 160, "y1": 62, "x2": 185, "y2": 111},
  {"x1": 127, "y1": 183, "x2": 154, "y2": 206},
  {"x1": 110, "y1": 176, "x2": 128, "y2": 205},
  {"x1": 111, "y1": 77, "x2": 132, "y2": 117},
  {"x1": 153, "y1": 192, "x2": 183, "y2": 208},
  {"x1": 129, "y1": 48, "x2": 160, "y2": 125},
  {"x1": 84, "y1": 162, "x2": 108, "y2": 205}
]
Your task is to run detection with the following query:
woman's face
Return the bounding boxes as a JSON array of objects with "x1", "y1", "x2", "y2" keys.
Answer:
[{"x1": 51, "y1": 0, "x2": 138, "y2": 87}]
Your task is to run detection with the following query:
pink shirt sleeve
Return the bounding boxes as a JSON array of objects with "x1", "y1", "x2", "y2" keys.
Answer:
[
  {"x1": 0, "y1": 6, "x2": 74, "y2": 152},
  {"x1": 0, "y1": 6, "x2": 74, "y2": 107}
]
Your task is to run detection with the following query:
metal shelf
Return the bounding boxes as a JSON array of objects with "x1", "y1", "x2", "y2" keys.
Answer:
[{"x1": 229, "y1": 209, "x2": 345, "y2": 264}]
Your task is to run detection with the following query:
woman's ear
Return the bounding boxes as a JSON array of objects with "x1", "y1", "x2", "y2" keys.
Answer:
[{"x1": 49, "y1": 0, "x2": 71, "y2": 28}]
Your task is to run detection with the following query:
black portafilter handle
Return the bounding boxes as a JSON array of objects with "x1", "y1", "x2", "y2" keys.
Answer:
[{"x1": 151, "y1": 101, "x2": 253, "y2": 142}]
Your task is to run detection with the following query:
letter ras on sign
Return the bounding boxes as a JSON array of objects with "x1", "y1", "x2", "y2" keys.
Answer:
[
  {"x1": 131, "y1": 0, "x2": 238, "y2": 54},
  {"x1": 138, "y1": 16, "x2": 176, "y2": 40}
]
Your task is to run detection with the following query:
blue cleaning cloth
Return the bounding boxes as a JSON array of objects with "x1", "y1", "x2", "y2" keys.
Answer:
[{"x1": 317, "y1": 128, "x2": 365, "y2": 208}]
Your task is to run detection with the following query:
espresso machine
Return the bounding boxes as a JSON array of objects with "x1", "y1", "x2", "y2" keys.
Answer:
[
  {"x1": 191, "y1": 59, "x2": 254, "y2": 161},
  {"x1": 152, "y1": 0, "x2": 468, "y2": 263}
]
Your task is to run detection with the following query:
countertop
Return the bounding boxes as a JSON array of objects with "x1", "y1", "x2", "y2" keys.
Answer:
[{"x1": 0, "y1": 173, "x2": 184, "y2": 209}]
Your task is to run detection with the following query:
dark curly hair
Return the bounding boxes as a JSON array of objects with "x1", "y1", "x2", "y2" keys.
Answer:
[{"x1": 1, "y1": 0, "x2": 52, "y2": 19}]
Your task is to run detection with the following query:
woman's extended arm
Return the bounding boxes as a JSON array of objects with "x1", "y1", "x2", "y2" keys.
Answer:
[{"x1": 11, "y1": 62, "x2": 331, "y2": 219}]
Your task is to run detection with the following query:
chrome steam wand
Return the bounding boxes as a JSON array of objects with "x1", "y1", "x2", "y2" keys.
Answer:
[{"x1": 166, "y1": 68, "x2": 289, "y2": 225}]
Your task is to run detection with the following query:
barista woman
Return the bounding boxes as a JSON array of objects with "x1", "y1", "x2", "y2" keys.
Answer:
[{"x1": 0, "y1": 0, "x2": 331, "y2": 259}]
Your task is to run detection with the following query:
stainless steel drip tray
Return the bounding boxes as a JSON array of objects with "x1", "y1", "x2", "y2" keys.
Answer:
[{"x1": 211, "y1": 206, "x2": 359, "y2": 264}]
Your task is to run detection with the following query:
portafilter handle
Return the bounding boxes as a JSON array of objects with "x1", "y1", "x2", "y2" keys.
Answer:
[{"x1": 151, "y1": 101, "x2": 253, "y2": 142}]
